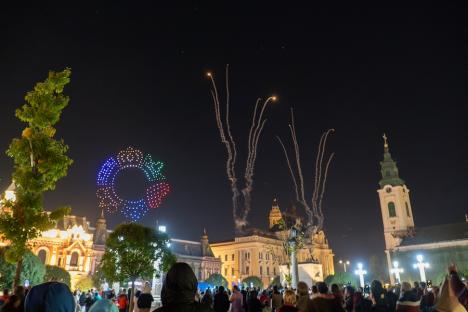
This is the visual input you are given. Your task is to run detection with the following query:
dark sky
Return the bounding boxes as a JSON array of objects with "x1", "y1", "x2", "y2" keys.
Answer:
[{"x1": 1, "y1": 2, "x2": 467, "y2": 266}]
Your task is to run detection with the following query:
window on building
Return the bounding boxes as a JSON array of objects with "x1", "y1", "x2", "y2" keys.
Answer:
[
  {"x1": 274, "y1": 267, "x2": 276, "y2": 275},
  {"x1": 58, "y1": 258, "x2": 62, "y2": 266},
  {"x1": 225, "y1": 268, "x2": 228, "y2": 276},
  {"x1": 259, "y1": 252, "x2": 262, "y2": 259},
  {"x1": 266, "y1": 253, "x2": 269, "y2": 260},
  {"x1": 388, "y1": 202, "x2": 396, "y2": 217},
  {"x1": 232, "y1": 268, "x2": 234, "y2": 276},
  {"x1": 225, "y1": 254, "x2": 228, "y2": 261},
  {"x1": 232, "y1": 254, "x2": 234, "y2": 261},
  {"x1": 267, "y1": 267, "x2": 270, "y2": 275},
  {"x1": 38, "y1": 249, "x2": 47, "y2": 264},
  {"x1": 405, "y1": 202, "x2": 411, "y2": 217},
  {"x1": 70, "y1": 252, "x2": 79, "y2": 267},
  {"x1": 246, "y1": 266, "x2": 249, "y2": 275},
  {"x1": 260, "y1": 266, "x2": 263, "y2": 275}
]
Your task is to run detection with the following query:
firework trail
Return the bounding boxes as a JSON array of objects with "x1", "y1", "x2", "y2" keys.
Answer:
[
  {"x1": 277, "y1": 108, "x2": 334, "y2": 235},
  {"x1": 207, "y1": 66, "x2": 275, "y2": 231}
]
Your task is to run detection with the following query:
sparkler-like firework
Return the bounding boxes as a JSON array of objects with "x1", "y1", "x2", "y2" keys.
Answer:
[
  {"x1": 277, "y1": 108, "x2": 334, "y2": 235},
  {"x1": 207, "y1": 65, "x2": 276, "y2": 232}
]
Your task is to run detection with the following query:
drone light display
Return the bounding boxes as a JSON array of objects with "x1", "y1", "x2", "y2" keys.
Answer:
[{"x1": 96, "y1": 147, "x2": 170, "y2": 221}]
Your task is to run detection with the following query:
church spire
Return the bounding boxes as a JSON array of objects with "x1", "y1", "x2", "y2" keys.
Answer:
[{"x1": 379, "y1": 134, "x2": 405, "y2": 188}]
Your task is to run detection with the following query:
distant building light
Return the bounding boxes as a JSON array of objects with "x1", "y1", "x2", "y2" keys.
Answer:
[{"x1": 158, "y1": 225, "x2": 167, "y2": 233}]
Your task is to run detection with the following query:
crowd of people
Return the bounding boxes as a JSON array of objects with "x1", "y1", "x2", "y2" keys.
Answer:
[{"x1": 0, "y1": 263, "x2": 466, "y2": 312}]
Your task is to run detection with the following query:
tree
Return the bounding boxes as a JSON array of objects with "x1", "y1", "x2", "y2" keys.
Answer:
[
  {"x1": 0, "y1": 69, "x2": 73, "y2": 287},
  {"x1": 101, "y1": 223, "x2": 174, "y2": 312},
  {"x1": 324, "y1": 272, "x2": 359, "y2": 288},
  {"x1": 44, "y1": 265, "x2": 71, "y2": 287},
  {"x1": 242, "y1": 276, "x2": 263, "y2": 289},
  {"x1": 269, "y1": 276, "x2": 281, "y2": 288},
  {"x1": 0, "y1": 247, "x2": 45, "y2": 288},
  {"x1": 204, "y1": 273, "x2": 228, "y2": 288},
  {"x1": 75, "y1": 276, "x2": 94, "y2": 291}
]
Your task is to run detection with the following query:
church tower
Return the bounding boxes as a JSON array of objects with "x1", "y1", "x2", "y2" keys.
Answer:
[
  {"x1": 93, "y1": 209, "x2": 109, "y2": 246},
  {"x1": 269, "y1": 198, "x2": 283, "y2": 229},
  {"x1": 377, "y1": 134, "x2": 415, "y2": 251}
]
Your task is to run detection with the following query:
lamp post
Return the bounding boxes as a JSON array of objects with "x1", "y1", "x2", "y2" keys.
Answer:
[
  {"x1": 390, "y1": 261, "x2": 404, "y2": 284},
  {"x1": 413, "y1": 255, "x2": 429, "y2": 282},
  {"x1": 339, "y1": 260, "x2": 350, "y2": 272},
  {"x1": 355, "y1": 263, "x2": 367, "y2": 288}
]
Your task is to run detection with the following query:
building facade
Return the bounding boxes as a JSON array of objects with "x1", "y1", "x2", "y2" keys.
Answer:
[
  {"x1": 210, "y1": 199, "x2": 335, "y2": 287},
  {"x1": 377, "y1": 135, "x2": 468, "y2": 284}
]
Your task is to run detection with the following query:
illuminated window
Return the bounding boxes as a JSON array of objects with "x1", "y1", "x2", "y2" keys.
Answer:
[
  {"x1": 246, "y1": 266, "x2": 250, "y2": 275},
  {"x1": 232, "y1": 254, "x2": 234, "y2": 261},
  {"x1": 38, "y1": 249, "x2": 47, "y2": 264},
  {"x1": 274, "y1": 267, "x2": 276, "y2": 275},
  {"x1": 225, "y1": 255, "x2": 228, "y2": 261},
  {"x1": 267, "y1": 267, "x2": 270, "y2": 275},
  {"x1": 260, "y1": 266, "x2": 263, "y2": 275},
  {"x1": 388, "y1": 202, "x2": 396, "y2": 217},
  {"x1": 232, "y1": 268, "x2": 234, "y2": 276},
  {"x1": 225, "y1": 268, "x2": 228, "y2": 276},
  {"x1": 405, "y1": 202, "x2": 411, "y2": 217},
  {"x1": 70, "y1": 252, "x2": 79, "y2": 267}
]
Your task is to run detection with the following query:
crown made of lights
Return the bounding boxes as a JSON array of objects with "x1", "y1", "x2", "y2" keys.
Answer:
[{"x1": 97, "y1": 147, "x2": 170, "y2": 221}]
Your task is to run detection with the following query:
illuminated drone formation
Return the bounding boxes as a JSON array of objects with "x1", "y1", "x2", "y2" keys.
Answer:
[{"x1": 96, "y1": 147, "x2": 170, "y2": 221}]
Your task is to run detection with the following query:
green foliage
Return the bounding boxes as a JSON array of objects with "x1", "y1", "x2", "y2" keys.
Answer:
[
  {"x1": 0, "y1": 247, "x2": 45, "y2": 288},
  {"x1": 91, "y1": 263, "x2": 106, "y2": 289},
  {"x1": 269, "y1": 275, "x2": 281, "y2": 288},
  {"x1": 101, "y1": 223, "x2": 174, "y2": 284},
  {"x1": 242, "y1": 276, "x2": 263, "y2": 289},
  {"x1": 324, "y1": 272, "x2": 359, "y2": 288},
  {"x1": 204, "y1": 273, "x2": 228, "y2": 288},
  {"x1": 44, "y1": 265, "x2": 71, "y2": 287},
  {"x1": 0, "y1": 69, "x2": 73, "y2": 286},
  {"x1": 75, "y1": 276, "x2": 94, "y2": 291}
]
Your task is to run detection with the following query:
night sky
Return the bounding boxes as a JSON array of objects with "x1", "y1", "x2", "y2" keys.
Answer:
[{"x1": 1, "y1": 3, "x2": 467, "y2": 266}]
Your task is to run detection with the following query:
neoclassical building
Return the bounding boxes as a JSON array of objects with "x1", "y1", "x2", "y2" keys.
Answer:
[
  {"x1": 210, "y1": 199, "x2": 335, "y2": 287},
  {"x1": 377, "y1": 135, "x2": 468, "y2": 284}
]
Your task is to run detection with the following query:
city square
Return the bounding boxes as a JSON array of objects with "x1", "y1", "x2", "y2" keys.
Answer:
[{"x1": 0, "y1": 3, "x2": 467, "y2": 312}]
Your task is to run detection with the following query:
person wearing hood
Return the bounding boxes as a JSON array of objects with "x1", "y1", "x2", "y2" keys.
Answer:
[
  {"x1": 24, "y1": 281, "x2": 76, "y2": 312},
  {"x1": 396, "y1": 282, "x2": 420, "y2": 312},
  {"x1": 88, "y1": 299, "x2": 119, "y2": 312},
  {"x1": 153, "y1": 262, "x2": 212, "y2": 312}
]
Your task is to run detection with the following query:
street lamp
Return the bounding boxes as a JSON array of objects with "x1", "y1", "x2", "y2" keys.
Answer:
[
  {"x1": 413, "y1": 255, "x2": 429, "y2": 282},
  {"x1": 355, "y1": 263, "x2": 367, "y2": 288},
  {"x1": 339, "y1": 260, "x2": 350, "y2": 272},
  {"x1": 158, "y1": 225, "x2": 167, "y2": 233},
  {"x1": 390, "y1": 261, "x2": 403, "y2": 284}
]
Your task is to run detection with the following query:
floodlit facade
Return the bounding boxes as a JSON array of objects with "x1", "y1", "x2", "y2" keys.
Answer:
[
  {"x1": 210, "y1": 199, "x2": 335, "y2": 287},
  {"x1": 378, "y1": 136, "x2": 468, "y2": 284}
]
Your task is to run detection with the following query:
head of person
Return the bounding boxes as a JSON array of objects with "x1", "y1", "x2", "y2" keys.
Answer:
[
  {"x1": 273, "y1": 285, "x2": 279, "y2": 293},
  {"x1": 413, "y1": 281, "x2": 420, "y2": 289},
  {"x1": 401, "y1": 282, "x2": 412, "y2": 294},
  {"x1": 331, "y1": 284, "x2": 340, "y2": 295},
  {"x1": 249, "y1": 290, "x2": 258, "y2": 299},
  {"x1": 345, "y1": 285, "x2": 355, "y2": 297},
  {"x1": 233, "y1": 285, "x2": 240, "y2": 292},
  {"x1": 283, "y1": 290, "x2": 296, "y2": 306},
  {"x1": 218, "y1": 286, "x2": 225, "y2": 294},
  {"x1": 371, "y1": 280, "x2": 384, "y2": 302},
  {"x1": 311, "y1": 285, "x2": 318, "y2": 294},
  {"x1": 88, "y1": 299, "x2": 119, "y2": 312},
  {"x1": 297, "y1": 281, "x2": 309, "y2": 297},
  {"x1": 317, "y1": 282, "x2": 328, "y2": 294},
  {"x1": 25, "y1": 282, "x2": 75, "y2": 312},
  {"x1": 15, "y1": 285, "x2": 25, "y2": 298},
  {"x1": 161, "y1": 262, "x2": 198, "y2": 306}
]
